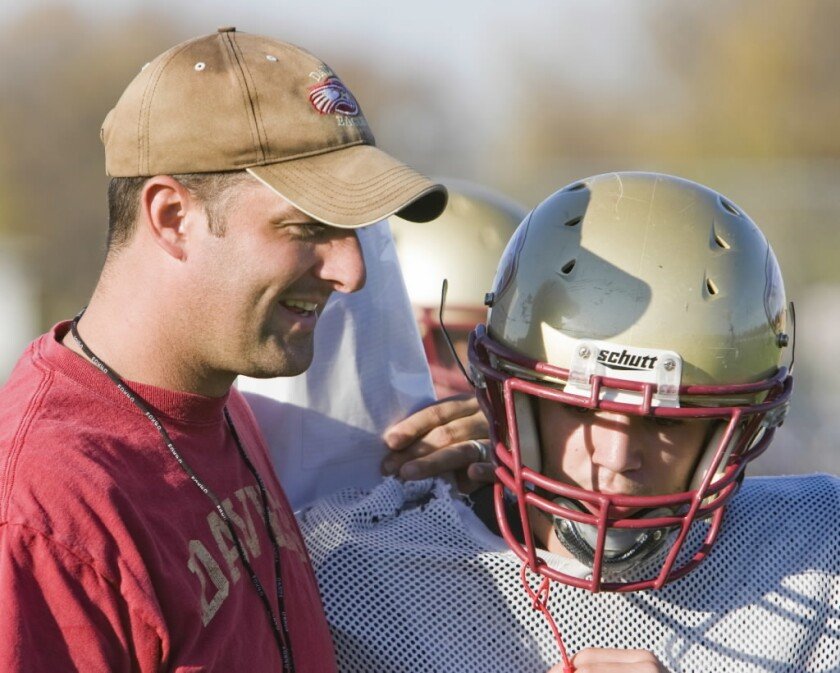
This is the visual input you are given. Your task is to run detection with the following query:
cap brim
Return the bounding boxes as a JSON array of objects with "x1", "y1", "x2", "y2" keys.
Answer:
[{"x1": 248, "y1": 144, "x2": 447, "y2": 228}]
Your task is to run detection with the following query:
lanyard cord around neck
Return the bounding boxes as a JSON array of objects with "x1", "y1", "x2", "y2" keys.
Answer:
[{"x1": 69, "y1": 310, "x2": 295, "y2": 672}]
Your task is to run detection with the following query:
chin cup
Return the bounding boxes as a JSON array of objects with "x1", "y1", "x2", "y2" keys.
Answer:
[{"x1": 551, "y1": 498, "x2": 675, "y2": 575}]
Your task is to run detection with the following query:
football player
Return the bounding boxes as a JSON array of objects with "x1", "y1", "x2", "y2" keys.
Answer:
[{"x1": 299, "y1": 173, "x2": 838, "y2": 672}]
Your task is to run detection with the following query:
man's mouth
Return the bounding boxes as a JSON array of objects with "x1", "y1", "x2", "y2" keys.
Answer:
[{"x1": 280, "y1": 299, "x2": 319, "y2": 316}]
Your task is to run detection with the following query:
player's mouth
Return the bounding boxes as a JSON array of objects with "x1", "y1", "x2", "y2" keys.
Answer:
[
  {"x1": 577, "y1": 495, "x2": 643, "y2": 519},
  {"x1": 606, "y1": 505, "x2": 642, "y2": 518}
]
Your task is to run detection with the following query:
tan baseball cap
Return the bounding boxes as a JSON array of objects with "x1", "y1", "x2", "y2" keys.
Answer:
[{"x1": 101, "y1": 27, "x2": 447, "y2": 227}]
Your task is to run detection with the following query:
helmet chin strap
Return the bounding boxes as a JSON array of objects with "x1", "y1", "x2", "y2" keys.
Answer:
[{"x1": 550, "y1": 497, "x2": 675, "y2": 575}]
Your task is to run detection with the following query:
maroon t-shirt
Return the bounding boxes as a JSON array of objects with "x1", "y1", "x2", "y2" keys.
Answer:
[{"x1": 0, "y1": 323, "x2": 337, "y2": 672}]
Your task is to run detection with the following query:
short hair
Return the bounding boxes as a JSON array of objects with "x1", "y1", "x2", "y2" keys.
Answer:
[{"x1": 106, "y1": 171, "x2": 253, "y2": 252}]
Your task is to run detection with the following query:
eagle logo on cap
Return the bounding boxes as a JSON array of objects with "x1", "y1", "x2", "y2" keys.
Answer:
[{"x1": 308, "y1": 76, "x2": 360, "y2": 116}]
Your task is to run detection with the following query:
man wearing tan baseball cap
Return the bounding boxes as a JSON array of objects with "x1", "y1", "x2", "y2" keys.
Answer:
[
  {"x1": 0, "y1": 28, "x2": 449, "y2": 673},
  {"x1": 102, "y1": 26, "x2": 446, "y2": 227}
]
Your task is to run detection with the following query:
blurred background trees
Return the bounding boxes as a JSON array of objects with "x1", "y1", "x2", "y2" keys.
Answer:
[{"x1": 1, "y1": 0, "x2": 837, "y2": 473}]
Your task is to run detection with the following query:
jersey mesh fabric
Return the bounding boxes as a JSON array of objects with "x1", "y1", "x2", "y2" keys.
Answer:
[{"x1": 299, "y1": 475, "x2": 840, "y2": 673}]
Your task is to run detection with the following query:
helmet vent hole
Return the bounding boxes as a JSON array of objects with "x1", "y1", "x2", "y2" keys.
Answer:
[
  {"x1": 561, "y1": 259, "x2": 576, "y2": 275},
  {"x1": 564, "y1": 182, "x2": 587, "y2": 192},
  {"x1": 714, "y1": 232, "x2": 731, "y2": 250},
  {"x1": 719, "y1": 197, "x2": 742, "y2": 217},
  {"x1": 564, "y1": 217, "x2": 582, "y2": 228},
  {"x1": 705, "y1": 277, "x2": 719, "y2": 296}
]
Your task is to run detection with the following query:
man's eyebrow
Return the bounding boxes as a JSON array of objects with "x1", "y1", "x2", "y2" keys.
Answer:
[{"x1": 270, "y1": 213, "x2": 326, "y2": 226}]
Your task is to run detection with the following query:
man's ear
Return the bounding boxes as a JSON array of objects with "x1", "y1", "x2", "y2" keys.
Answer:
[{"x1": 139, "y1": 176, "x2": 202, "y2": 261}]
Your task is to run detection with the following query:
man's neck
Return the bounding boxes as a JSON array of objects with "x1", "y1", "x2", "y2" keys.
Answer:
[{"x1": 62, "y1": 296, "x2": 233, "y2": 398}]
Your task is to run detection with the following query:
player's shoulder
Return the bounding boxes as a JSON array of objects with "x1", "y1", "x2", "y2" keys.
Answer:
[
  {"x1": 725, "y1": 473, "x2": 839, "y2": 562},
  {"x1": 299, "y1": 476, "x2": 430, "y2": 519},
  {"x1": 738, "y1": 472, "x2": 840, "y2": 508},
  {"x1": 297, "y1": 477, "x2": 461, "y2": 541},
  {"x1": 667, "y1": 473, "x2": 840, "y2": 602}
]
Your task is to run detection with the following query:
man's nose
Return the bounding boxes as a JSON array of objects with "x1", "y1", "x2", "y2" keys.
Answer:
[
  {"x1": 316, "y1": 230, "x2": 366, "y2": 293},
  {"x1": 589, "y1": 413, "x2": 643, "y2": 473}
]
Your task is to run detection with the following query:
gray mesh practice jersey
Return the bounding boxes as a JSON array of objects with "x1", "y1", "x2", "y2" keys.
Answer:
[{"x1": 298, "y1": 475, "x2": 840, "y2": 673}]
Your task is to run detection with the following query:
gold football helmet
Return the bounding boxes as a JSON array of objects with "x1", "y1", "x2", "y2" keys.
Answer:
[
  {"x1": 391, "y1": 179, "x2": 527, "y2": 396},
  {"x1": 470, "y1": 172, "x2": 793, "y2": 591}
]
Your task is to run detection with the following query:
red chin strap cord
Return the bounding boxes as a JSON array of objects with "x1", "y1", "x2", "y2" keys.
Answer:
[{"x1": 520, "y1": 563, "x2": 575, "y2": 673}]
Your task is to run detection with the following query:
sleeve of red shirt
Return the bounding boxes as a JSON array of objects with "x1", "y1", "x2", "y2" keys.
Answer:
[{"x1": 0, "y1": 522, "x2": 160, "y2": 673}]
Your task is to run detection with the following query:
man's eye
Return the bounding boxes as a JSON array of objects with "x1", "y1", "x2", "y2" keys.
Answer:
[
  {"x1": 286, "y1": 224, "x2": 331, "y2": 241},
  {"x1": 654, "y1": 417, "x2": 683, "y2": 428}
]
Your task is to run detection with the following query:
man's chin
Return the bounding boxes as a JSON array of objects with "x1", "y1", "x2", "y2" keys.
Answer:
[{"x1": 240, "y1": 348, "x2": 314, "y2": 379}]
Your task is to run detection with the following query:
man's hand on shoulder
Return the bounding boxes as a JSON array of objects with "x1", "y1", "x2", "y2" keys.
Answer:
[{"x1": 380, "y1": 393, "x2": 495, "y2": 491}]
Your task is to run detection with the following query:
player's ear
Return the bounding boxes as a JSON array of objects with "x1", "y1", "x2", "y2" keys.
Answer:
[{"x1": 139, "y1": 176, "x2": 201, "y2": 261}]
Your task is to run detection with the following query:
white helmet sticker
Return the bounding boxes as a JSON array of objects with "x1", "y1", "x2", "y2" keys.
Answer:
[{"x1": 563, "y1": 339, "x2": 683, "y2": 407}]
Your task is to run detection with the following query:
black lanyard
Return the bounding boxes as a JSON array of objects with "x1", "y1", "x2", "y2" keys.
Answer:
[{"x1": 69, "y1": 310, "x2": 295, "y2": 671}]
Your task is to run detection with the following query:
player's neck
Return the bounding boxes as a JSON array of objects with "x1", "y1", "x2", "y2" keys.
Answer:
[
  {"x1": 528, "y1": 507, "x2": 576, "y2": 560},
  {"x1": 475, "y1": 486, "x2": 576, "y2": 560}
]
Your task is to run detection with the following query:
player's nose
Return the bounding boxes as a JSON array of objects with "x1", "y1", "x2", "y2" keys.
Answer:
[{"x1": 590, "y1": 413, "x2": 643, "y2": 473}]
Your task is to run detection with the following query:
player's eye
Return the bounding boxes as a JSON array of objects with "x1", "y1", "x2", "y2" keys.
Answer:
[
  {"x1": 653, "y1": 417, "x2": 683, "y2": 428},
  {"x1": 559, "y1": 403, "x2": 591, "y2": 415}
]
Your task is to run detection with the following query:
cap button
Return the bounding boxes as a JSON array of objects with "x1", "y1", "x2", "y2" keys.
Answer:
[{"x1": 217, "y1": 26, "x2": 236, "y2": 33}]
